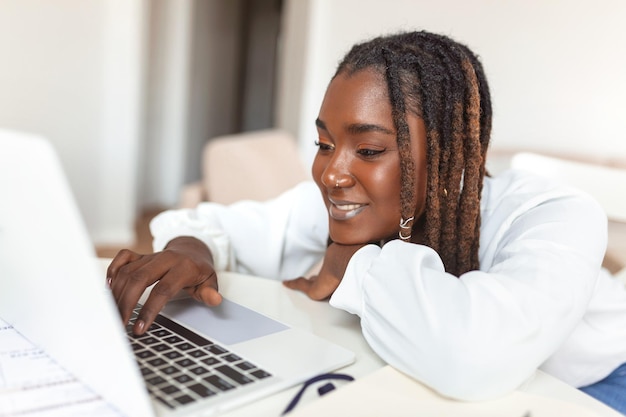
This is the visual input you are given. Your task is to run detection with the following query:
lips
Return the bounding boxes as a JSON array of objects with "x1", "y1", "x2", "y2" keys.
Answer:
[{"x1": 328, "y1": 198, "x2": 367, "y2": 220}]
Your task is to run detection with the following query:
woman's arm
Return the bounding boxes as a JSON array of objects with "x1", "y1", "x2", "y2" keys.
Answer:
[
  {"x1": 150, "y1": 181, "x2": 329, "y2": 279},
  {"x1": 109, "y1": 181, "x2": 328, "y2": 333},
  {"x1": 331, "y1": 186, "x2": 607, "y2": 401}
]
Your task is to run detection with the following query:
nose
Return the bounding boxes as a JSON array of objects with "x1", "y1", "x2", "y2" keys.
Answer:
[
  {"x1": 324, "y1": 174, "x2": 352, "y2": 189},
  {"x1": 320, "y1": 152, "x2": 354, "y2": 189}
]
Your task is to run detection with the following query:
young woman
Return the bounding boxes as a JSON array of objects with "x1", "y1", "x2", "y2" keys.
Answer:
[{"x1": 108, "y1": 31, "x2": 626, "y2": 413}]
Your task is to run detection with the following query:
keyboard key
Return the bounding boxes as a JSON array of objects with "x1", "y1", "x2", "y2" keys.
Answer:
[
  {"x1": 188, "y1": 383, "x2": 217, "y2": 398},
  {"x1": 201, "y1": 357, "x2": 221, "y2": 366},
  {"x1": 146, "y1": 375, "x2": 167, "y2": 386},
  {"x1": 163, "y1": 335, "x2": 183, "y2": 344},
  {"x1": 175, "y1": 358, "x2": 195, "y2": 368},
  {"x1": 216, "y1": 365, "x2": 253, "y2": 385},
  {"x1": 207, "y1": 345, "x2": 228, "y2": 355},
  {"x1": 136, "y1": 350, "x2": 155, "y2": 359},
  {"x1": 147, "y1": 358, "x2": 167, "y2": 367},
  {"x1": 160, "y1": 385, "x2": 181, "y2": 395},
  {"x1": 154, "y1": 313, "x2": 213, "y2": 346},
  {"x1": 151, "y1": 343, "x2": 170, "y2": 353},
  {"x1": 251, "y1": 369, "x2": 272, "y2": 379},
  {"x1": 188, "y1": 349, "x2": 208, "y2": 358},
  {"x1": 223, "y1": 353, "x2": 241, "y2": 362},
  {"x1": 236, "y1": 361, "x2": 255, "y2": 371},
  {"x1": 174, "y1": 394, "x2": 195, "y2": 405},
  {"x1": 175, "y1": 342, "x2": 195, "y2": 351},
  {"x1": 152, "y1": 329, "x2": 171, "y2": 338},
  {"x1": 203, "y1": 375, "x2": 235, "y2": 392},
  {"x1": 189, "y1": 366, "x2": 210, "y2": 376},
  {"x1": 159, "y1": 365, "x2": 180, "y2": 375},
  {"x1": 173, "y1": 374, "x2": 193, "y2": 384},
  {"x1": 139, "y1": 336, "x2": 159, "y2": 345},
  {"x1": 163, "y1": 350, "x2": 183, "y2": 360}
]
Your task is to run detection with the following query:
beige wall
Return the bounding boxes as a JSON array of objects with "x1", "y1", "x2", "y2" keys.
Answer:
[
  {"x1": 1, "y1": 0, "x2": 624, "y2": 246},
  {"x1": 276, "y1": 0, "x2": 626, "y2": 167},
  {"x1": 0, "y1": 0, "x2": 146, "y2": 245}
]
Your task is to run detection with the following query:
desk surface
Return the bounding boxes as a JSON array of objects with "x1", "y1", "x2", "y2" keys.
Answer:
[
  {"x1": 2, "y1": 260, "x2": 621, "y2": 416},
  {"x1": 111, "y1": 259, "x2": 623, "y2": 417}
]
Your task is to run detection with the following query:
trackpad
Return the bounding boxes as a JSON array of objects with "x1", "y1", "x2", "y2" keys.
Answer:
[{"x1": 161, "y1": 298, "x2": 288, "y2": 345}]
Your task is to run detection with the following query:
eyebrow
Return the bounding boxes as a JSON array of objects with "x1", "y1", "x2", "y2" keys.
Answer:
[{"x1": 315, "y1": 118, "x2": 395, "y2": 136}]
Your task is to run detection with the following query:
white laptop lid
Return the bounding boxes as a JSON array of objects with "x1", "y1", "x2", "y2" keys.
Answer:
[
  {"x1": 0, "y1": 130, "x2": 355, "y2": 416},
  {"x1": 0, "y1": 130, "x2": 154, "y2": 417}
]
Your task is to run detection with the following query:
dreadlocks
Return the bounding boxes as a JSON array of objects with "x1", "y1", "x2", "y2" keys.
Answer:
[{"x1": 334, "y1": 31, "x2": 492, "y2": 277}]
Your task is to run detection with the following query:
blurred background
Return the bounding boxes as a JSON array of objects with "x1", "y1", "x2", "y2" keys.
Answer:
[{"x1": 0, "y1": 0, "x2": 624, "y2": 255}]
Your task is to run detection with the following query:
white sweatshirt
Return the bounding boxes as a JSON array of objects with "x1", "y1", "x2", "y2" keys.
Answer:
[{"x1": 150, "y1": 169, "x2": 626, "y2": 401}]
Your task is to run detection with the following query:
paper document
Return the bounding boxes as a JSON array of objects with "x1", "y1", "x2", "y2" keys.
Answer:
[{"x1": 0, "y1": 318, "x2": 123, "y2": 417}]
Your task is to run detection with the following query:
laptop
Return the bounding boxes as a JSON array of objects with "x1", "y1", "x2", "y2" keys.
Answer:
[{"x1": 0, "y1": 130, "x2": 355, "y2": 417}]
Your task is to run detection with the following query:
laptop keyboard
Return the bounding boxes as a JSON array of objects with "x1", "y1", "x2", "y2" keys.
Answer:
[{"x1": 127, "y1": 305, "x2": 272, "y2": 410}]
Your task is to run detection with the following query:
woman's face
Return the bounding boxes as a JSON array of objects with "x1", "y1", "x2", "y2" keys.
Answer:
[{"x1": 312, "y1": 68, "x2": 428, "y2": 245}]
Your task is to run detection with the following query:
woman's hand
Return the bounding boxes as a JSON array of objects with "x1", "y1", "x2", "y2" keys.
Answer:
[
  {"x1": 106, "y1": 236, "x2": 222, "y2": 335},
  {"x1": 283, "y1": 242, "x2": 365, "y2": 300}
]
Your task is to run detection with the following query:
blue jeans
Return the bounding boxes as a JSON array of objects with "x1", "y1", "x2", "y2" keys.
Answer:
[{"x1": 579, "y1": 362, "x2": 626, "y2": 415}]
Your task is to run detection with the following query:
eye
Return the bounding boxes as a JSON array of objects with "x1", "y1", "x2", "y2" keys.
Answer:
[
  {"x1": 357, "y1": 147, "x2": 385, "y2": 158},
  {"x1": 314, "y1": 140, "x2": 334, "y2": 152}
]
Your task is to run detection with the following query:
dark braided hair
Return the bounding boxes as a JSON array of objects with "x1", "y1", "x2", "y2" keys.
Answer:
[{"x1": 334, "y1": 31, "x2": 492, "y2": 277}]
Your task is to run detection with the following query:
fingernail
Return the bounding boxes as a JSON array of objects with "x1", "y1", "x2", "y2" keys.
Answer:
[
  {"x1": 134, "y1": 319, "x2": 145, "y2": 335},
  {"x1": 106, "y1": 277, "x2": 112, "y2": 288}
]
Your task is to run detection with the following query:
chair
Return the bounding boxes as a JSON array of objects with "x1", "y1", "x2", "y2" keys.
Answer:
[
  {"x1": 179, "y1": 128, "x2": 310, "y2": 207},
  {"x1": 510, "y1": 152, "x2": 626, "y2": 280}
]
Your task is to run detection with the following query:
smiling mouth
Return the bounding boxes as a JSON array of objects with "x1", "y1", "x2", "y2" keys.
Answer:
[{"x1": 328, "y1": 201, "x2": 367, "y2": 220}]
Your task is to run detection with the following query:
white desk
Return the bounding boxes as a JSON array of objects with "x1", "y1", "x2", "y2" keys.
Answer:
[
  {"x1": 120, "y1": 259, "x2": 622, "y2": 417},
  {"x1": 1, "y1": 259, "x2": 620, "y2": 416}
]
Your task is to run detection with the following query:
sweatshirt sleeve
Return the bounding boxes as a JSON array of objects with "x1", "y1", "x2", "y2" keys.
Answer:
[
  {"x1": 150, "y1": 182, "x2": 328, "y2": 279},
  {"x1": 330, "y1": 187, "x2": 607, "y2": 401}
]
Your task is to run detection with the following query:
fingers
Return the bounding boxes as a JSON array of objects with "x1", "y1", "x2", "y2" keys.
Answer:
[
  {"x1": 108, "y1": 247, "x2": 222, "y2": 335},
  {"x1": 108, "y1": 239, "x2": 221, "y2": 335},
  {"x1": 110, "y1": 252, "x2": 168, "y2": 330},
  {"x1": 283, "y1": 276, "x2": 312, "y2": 292},
  {"x1": 184, "y1": 270, "x2": 222, "y2": 306},
  {"x1": 189, "y1": 280, "x2": 223, "y2": 306},
  {"x1": 136, "y1": 265, "x2": 222, "y2": 334},
  {"x1": 133, "y1": 268, "x2": 184, "y2": 335},
  {"x1": 106, "y1": 249, "x2": 141, "y2": 287},
  {"x1": 283, "y1": 276, "x2": 334, "y2": 301}
]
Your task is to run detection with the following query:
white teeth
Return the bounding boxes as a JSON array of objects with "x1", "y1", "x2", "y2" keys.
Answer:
[
  {"x1": 328, "y1": 202, "x2": 366, "y2": 220},
  {"x1": 335, "y1": 204, "x2": 362, "y2": 211}
]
